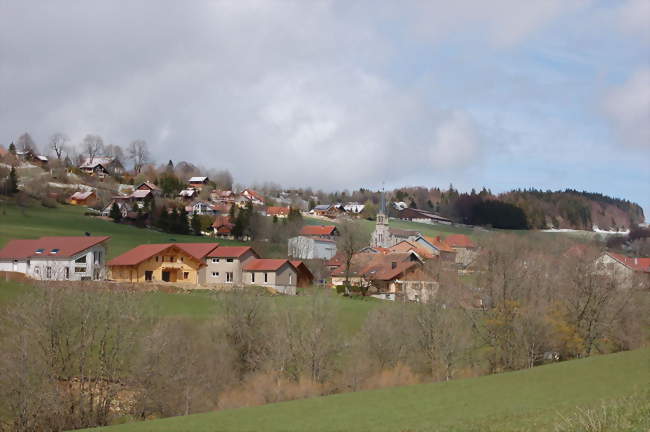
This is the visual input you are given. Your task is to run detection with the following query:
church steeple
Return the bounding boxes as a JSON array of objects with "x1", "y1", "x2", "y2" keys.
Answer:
[{"x1": 371, "y1": 186, "x2": 390, "y2": 248}]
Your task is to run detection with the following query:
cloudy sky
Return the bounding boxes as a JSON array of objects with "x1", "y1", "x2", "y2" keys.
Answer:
[{"x1": 1, "y1": 1, "x2": 649, "y2": 213}]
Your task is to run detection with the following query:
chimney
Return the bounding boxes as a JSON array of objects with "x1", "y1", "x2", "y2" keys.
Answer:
[{"x1": 391, "y1": 262, "x2": 397, "y2": 269}]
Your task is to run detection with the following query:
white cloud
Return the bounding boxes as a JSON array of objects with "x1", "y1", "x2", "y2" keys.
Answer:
[{"x1": 603, "y1": 68, "x2": 650, "y2": 149}]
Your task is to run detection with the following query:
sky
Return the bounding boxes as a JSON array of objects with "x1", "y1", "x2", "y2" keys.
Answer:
[{"x1": 1, "y1": 1, "x2": 648, "y2": 214}]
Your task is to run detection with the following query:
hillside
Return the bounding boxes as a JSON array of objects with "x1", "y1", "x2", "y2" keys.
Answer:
[
  {"x1": 0, "y1": 201, "x2": 243, "y2": 259},
  {"x1": 89, "y1": 348, "x2": 649, "y2": 432}
]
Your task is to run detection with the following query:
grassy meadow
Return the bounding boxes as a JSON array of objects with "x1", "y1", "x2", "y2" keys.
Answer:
[
  {"x1": 87, "y1": 348, "x2": 650, "y2": 432},
  {"x1": 0, "y1": 201, "x2": 244, "y2": 259}
]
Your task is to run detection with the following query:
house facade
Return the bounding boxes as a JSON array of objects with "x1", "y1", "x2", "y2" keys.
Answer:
[
  {"x1": 397, "y1": 208, "x2": 453, "y2": 225},
  {"x1": 242, "y1": 259, "x2": 303, "y2": 295},
  {"x1": 288, "y1": 235, "x2": 337, "y2": 260},
  {"x1": 68, "y1": 190, "x2": 97, "y2": 206},
  {"x1": 0, "y1": 236, "x2": 110, "y2": 280},
  {"x1": 108, "y1": 243, "x2": 219, "y2": 283},
  {"x1": 79, "y1": 157, "x2": 124, "y2": 177},
  {"x1": 595, "y1": 252, "x2": 650, "y2": 289},
  {"x1": 202, "y1": 246, "x2": 259, "y2": 285}
]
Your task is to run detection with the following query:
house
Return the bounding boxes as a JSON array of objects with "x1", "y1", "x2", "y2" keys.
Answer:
[
  {"x1": 79, "y1": 157, "x2": 124, "y2": 177},
  {"x1": 240, "y1": 188, "x2": 265, "y2": 205},
  {"x1": 312, "y1": 204, "x2": 343, "y2": 218},
  {"x1": 288, "y1": 236, "x2": 337, "y2": 260},
  {"x1": 68, "y1": 190, "x2": 97, "y2": 206},
  {"x1": 186, "y1": 200, "x2": 215, "y2": 216},
  {"x1": 101, "y1": 189, "x2": 153, "y2": 217},
  {"x1": 15, "y1": 149, "x2": 48, "y2": 167},
  {"x1": 444, "y1": 234, "x2": 478, "y2": 267},
  {"x1": 388, "y1": 240, "x2": 435, "y2": 259},
  {"x1": 179, "y1": 188, "x2": 198, "y2": 200},
  {"x1": 107, "y1": 243, "x2": 220, "y2": 283},
  {"x1": 595, "y1": 252, "x2": 650, "y2": 289},
  {"x1": 242, "y1": 259, "x2": 302, "y2": 295},
  {"x1": 413, "y1": 236, "x2": 456, "y2": 261},
  {"x1": 266, "y1": 206, "x2": 290, "y2": 218},
  {"x1": 136, "y1": 181, "x2": 162, "y2": 197},
  {"x1": 212, "y1": 215, "x2": 234, "y2": 238},
  {"x1": 299, "y1": 225, "x2": 339, "y2": 239},
  {"x1": 290, "y1": 261, "x2": 315, "y2": 288},
  {"x1": 0, "y1": 236, "x2": 110, "y2": 280},
  {"x1": 343, "y1": 202, "x2": 365, "y2": 214},
  {"x1": 188, "y1": 176, "x2": 209, "y2": 189},
  {"x1": 101, "y1": 200, "x2": 130, "y2": 218},
  {"x1": 203, "y1": 246, "x2": 259, "y2": 285},
  {"x1": 330, "y1": 251, "x2": 435, "y2": 301},
  {"x1": 211, "y1": 189, "x2": 236, "y2": 203},
  {"x1": 397, "y1": 208, "x2": 452, "y2": 225}
]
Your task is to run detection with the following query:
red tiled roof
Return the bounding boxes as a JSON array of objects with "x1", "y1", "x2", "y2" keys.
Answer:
[
  {"x1": 424, "y1": 236, "x2": 456, "y2": 253},
  {"x1": 389, "y1": 240, "x2": 435, "y2": 259},
  {"x1": 212, "y1": 215, "x2": 231, "y2": 228},
  {"x1": 330, "y1": 252, "x2": 417, "y2": 278},
  {"x1": 300, "y1": 225, "x2": 337, "y2": 236},
  {"x1": 267, "y1": 206, "x2": 290, "y2": 216},
  {"x1": 70, "y1": 191, "x2": 95, "y2": 200},
  {"x1": 137, "y1": 181, "x2": 160, "y2": 191},
  {"x1": 108, "y1": 243, "x2": 219, "y2": 266},
  {"x1": 243, "y1": 259, "x2": 291, "y2": 272},
  {"x1": 607, "y1": 252, "x2": 650, "y2": 273},
  {"x1": 444, "y1": 234, "x2": 476, "y2": 249},
  {"x1": 0, "y1": 236, "x2": 110, "y2": 260},
  {"x1": 207, "y1": 246, "x2": 257, "y2": 258},
  {"x1": 242, "y1": 188, "x2": 264, "y2": 202}
]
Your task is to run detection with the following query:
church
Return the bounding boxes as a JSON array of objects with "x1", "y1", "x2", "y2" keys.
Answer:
[{"x1": 370, "y1": 193, "x2": 420, "y2": 248}]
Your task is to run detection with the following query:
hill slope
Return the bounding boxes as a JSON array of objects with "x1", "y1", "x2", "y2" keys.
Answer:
[{"x1": 91, "y1": 348, "x2": 649, "y2": 432}]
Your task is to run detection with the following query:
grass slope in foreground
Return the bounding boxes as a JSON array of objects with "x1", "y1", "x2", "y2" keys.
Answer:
[
  {"x1": 91, "y1": 348, "x2": 649, "y2": 432},
  {"x1": 0, "y1": 202, "x2": 244, "y2": 259}
]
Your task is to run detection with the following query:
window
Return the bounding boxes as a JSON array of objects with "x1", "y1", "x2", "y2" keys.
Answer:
[
  {"x1": 65, "y1": 267, "x2": 69, "y2": 279},
  {"x1": 226, "y1": 258, "x2": 234, "y2": 263},
  {"x1": 264, "y1": 273, "x2": 268, "y2": 283},
  {"x1": 75, "y1": 267, "x2": 86, "y2": 273},
  {"x1": 145, "y1": 271, "x2": 153, "y2": 281},
  {"x1": 226, "y1": 272, "x2": 234, "y2": 282},
  {"x1": 50, "y1": 248, "x2": 59, "y2": 255},
  {"x1": 75, "y1": 255, "x2": 87, "y2": 264},
  {"x1": 180, "y1": 257, "x2": 184, "y2": 262},
  {"x1": 289, "y1": 274, "x2": 292, "y2": 285},
  {"x1": 251, "y1": 272, "x2": 255, "y2": 283},
  {"x1": 156, "y1": 256, "x2": 159, "y2": 262},
  {"x1": 183, "y1": 272, "x2": 189, "y2": 279},
  {"x1": 35, "y1": 248, "x2": 44, "y2": 254},
  {"x1": 212, "y1": 258, "x2": 220, "y2": 263},
  {"x1": 46, "y1": 266, "x2": 52, "y2": 279},
  {"x1": 212, "y1": 272, "x2": 219, "y2": 277},
  {"x1": 93, "y1": 251, "x2": 102, "y2": 263}
]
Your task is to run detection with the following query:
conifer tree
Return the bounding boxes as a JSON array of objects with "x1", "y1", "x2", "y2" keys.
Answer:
[{"x1": 109, "y1": 202, "x2": 122, "y2": 223}]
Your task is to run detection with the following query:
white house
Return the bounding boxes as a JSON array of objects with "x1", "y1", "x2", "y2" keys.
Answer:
[
  {"x1": 288, "y1": 236, "x2": 337, "y2": 260},
  {"x1": 343, "y1": 202, "x2": 365, "y2": 214},
  {"x1": 0, "y1": 236, "x2": 110, "y2": 280}
]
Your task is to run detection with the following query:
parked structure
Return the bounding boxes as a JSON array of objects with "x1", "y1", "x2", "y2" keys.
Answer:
[{"x1": 0, "y1": 236, "x2": 110, "y2": 280}]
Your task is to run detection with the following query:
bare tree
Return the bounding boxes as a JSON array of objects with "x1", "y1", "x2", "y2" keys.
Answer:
[
  {"x1": 104, "y1": 143, "x2": 125, "y2": 167},
  {"x1": 82, "y1": 134, "x2": 104, "y2": 164},
  {"x1": 49, "y1": 133, "x2": 69, "y2": 160},
  {"x1": 127, "y1": 139, "x2": 149, "y2": 174},
  {"x1": 16, "y1": 132, "x2": 37, "y2": 153},
  {"x1": 336, "y1": 219, "x2": 367, "y2": 292}
]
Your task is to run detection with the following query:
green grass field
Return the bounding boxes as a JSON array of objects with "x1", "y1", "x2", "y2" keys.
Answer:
[
  {"x1": 0, "y1": 201, "x2": 244, "y2": 259},
  {"x1": 88, "y1": 348, "x2": 650, "y2": 432}
]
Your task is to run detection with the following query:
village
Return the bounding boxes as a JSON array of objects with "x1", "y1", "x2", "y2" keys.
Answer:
[{"x1": 0, "y1": 142, "x2": 648, "y2": 301}]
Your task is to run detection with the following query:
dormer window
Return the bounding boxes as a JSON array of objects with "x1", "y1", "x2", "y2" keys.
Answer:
[
  {"x1": 50, "y1": 249, "x2": 60, "y2": 255},
  {"x1": 35, "y1": 248, "x2": 44, "y2": 254}
]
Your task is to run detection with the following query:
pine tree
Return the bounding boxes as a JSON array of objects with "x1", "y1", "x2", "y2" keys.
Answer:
[
  {"x1": 190, "y1": 215, "x2": 202, "y2": 236},
  {"x1": 157, "y1": 206, "x2": 169, "y2": 232},
  {"x1": 109, "y1": 202, "x2": 122, "y2": 223},
  {"x1": 178, "y1": 207, "x2": 190, "y2": 235},
  {"x1": 8, "y1": 166, "x2": 18, "y2": 194},
  {"x1": 8, "y1": 142, "x2": 16, "y2": 155}
]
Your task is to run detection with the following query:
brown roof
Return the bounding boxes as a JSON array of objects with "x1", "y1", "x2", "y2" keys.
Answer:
[
  {"x1": 389, "y1": 227, "x2": 421, "y2": 238},
  {"x1": 137, "y1": 181, "x2": 160, "y2": 191},
  {"x1": 212, "y1": 215, "x2": 231, "y2": 228},
  {"x1": 0, "y1": 236, "x2": 110, "y2": 260},
  {"x1": 243, "y1": 259, "x2": 292, "y2": 272},
  {"x1": 444, "y1": 234, "x2": 476, "y2": 249},
  {"x1": 69, "y1": 191, "x2": 95, "y2": 200},
  {"x1": 389, "y1": 240, "x2": 435, "y2": 259},
  {"x1": 207, "y1": 246, "x2": 257, "y2": 258},
  {"x1": 300, "y1": 225, "x2": 337, "y2": 236},
  {"x1": 108, "y1": 243, "x2": 219, "y2": 266},
  {"x1": 424, "y1": 236, "x2": 455, "y2": 253},
  {"x1": 331, "y1": 252, "x2": 418, "y2": 278},
  {"x1": 267, "y1": 206, "x2": 290, "y2": 216}
]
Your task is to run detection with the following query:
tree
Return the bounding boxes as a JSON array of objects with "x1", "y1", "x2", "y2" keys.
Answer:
[
  {"x1": 127, "y1": 139, "x2": 149, "y2": 174},
  {"x1": 336, "y1": 219, "x2": 367, "y2": 292},
  {"x1": 49, "y1": 133, "x2": 69, "y2": 160},
  {"x1": 16, "y1": 132, "x2": 37, "y2": 152},
  {"x1": 190, "y1": 215, "x2": 202, "y2": 236},
  {"x1": 82, "y1": 134, "x2": 104, "y2": 164},
  {"x1": 8, "y1": 166, "x2": 18, "y2": 194},
  {"x1": 109, "y1": 202, "x2": 122, "y2": 222},
  {"x1": 8, "y1": 142, "x2": 16, "y2": 154}
]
